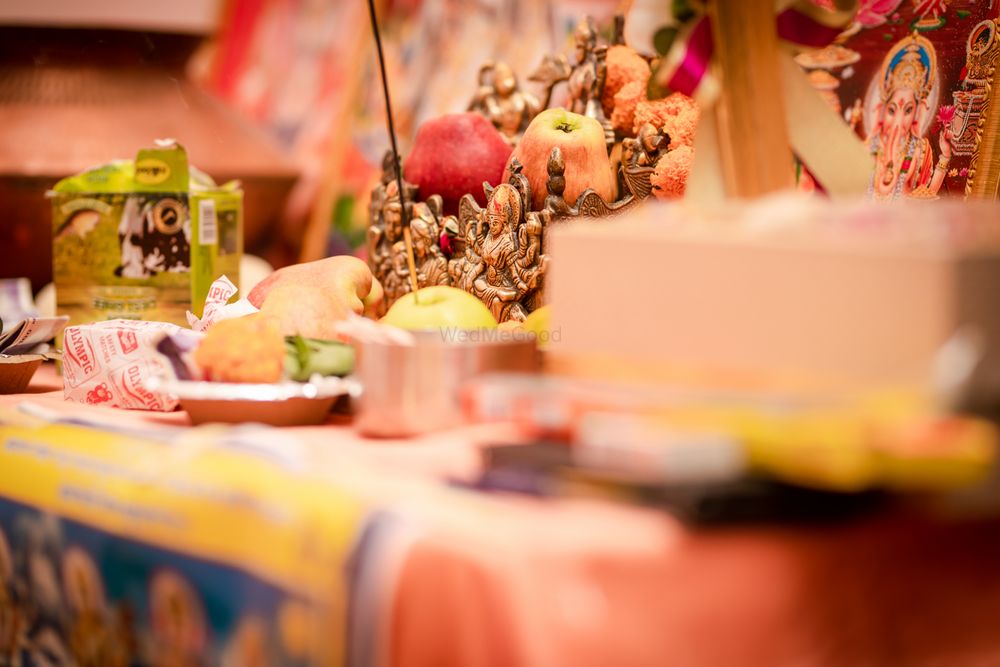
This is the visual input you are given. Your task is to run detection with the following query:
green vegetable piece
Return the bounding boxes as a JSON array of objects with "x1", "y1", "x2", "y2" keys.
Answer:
[{"x1": 284, "y1": 336, "x2": 355, "y2": 381}]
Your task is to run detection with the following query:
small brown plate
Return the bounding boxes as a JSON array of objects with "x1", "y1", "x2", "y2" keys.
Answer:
[
  {"x1": 0, "y1": 354, "x2": 53, "y2": 394},
  {"x1": 145, "y1": 376, "x2": 355, "y2": 426}
]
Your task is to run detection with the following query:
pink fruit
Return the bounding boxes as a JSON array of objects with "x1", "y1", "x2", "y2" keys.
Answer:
[{"x1": 504, "y1": 108, "x2": 614, "y2": 212}]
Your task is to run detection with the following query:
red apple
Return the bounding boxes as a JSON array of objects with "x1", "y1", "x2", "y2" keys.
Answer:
[
  {"x1": 503, "y1": 108, "x2": 614, "y2": 211},
  {"x1": 404, "y1": 112, "x2": 512, "y2": 215}
]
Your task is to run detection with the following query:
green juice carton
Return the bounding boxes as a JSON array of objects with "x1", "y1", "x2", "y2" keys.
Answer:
[{"x1": 50, "y1": 142, "x2": 242, "y2": 327}]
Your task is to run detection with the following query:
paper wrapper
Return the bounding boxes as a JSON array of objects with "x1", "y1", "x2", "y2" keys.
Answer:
[
  {"x1": 62, "y1": 319, "x2": 194, "y2": 411},
  {"x1": 186, "y1": 275, "x2": 258, "y2": 332},
  {"x1": 63, "y1": 275, "x2": 253, "y2": 411}
]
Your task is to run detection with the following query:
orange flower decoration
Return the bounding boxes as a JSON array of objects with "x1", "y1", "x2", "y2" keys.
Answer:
[
  {"x1": 610, "y1": 80, "x2": 645, "y2": 135},
  {"x1": 634, "y1": 92, "x2": 700, "y2": 148},
  {"x1": 601, "y1": 45, "x2": 651, "y2": 119},
  {"x1": 651, "y1": 145, "x2": 694, "y2": 201}
]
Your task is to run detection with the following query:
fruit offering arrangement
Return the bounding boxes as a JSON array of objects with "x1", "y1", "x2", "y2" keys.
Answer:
[
  {"x1": 59, "y1": 261, "x2": 376, "y2": 413},
  {"x1": 368, "y1": 15, "x2": 698, "y2": 323},
  {"x1": 59, "y1": 252, "x2": 542, "y2": 420}
]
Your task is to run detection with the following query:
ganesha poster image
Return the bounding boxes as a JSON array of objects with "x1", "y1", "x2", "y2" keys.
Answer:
[{"x1": 797, "y1": 0, "x2": 1000, "y2": 200}]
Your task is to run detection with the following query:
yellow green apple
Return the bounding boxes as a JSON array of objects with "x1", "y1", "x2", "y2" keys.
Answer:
[
  {"x1": 381, "y1": 286, "x2": 498, "y2": 330},
  {"x1": 522, "y1": 304, "x2": 551, "y2": 338}
]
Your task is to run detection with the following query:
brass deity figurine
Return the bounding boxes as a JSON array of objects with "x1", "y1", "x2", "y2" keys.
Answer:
[
  {"x1": 382, "y1": 240, "x2": 411, "y2": 304},
  {"x1": 630, "y1": 123, "x2": 668, "y2": 167},
  {"x1": 530, "y1": 17, "x2": 615, "y2": 149},
  {"x1": 368, "y1": 154, "x2": 454, "y2": 305},
  {"x1": 365, "y1": 180, "x2": 400, "y2": 298},
  {"x1": 449, "y1": 213, "x2": 484, "y2": 293},
  {"x1": 468, "y1": 61, "x2": 542, "y2": 143},
  {"x1": 409, "y1": 216, "x2": 451, "y2": 288},
  {"x1": 452, "y1": 171, "x2": 550, "y2": 322}
]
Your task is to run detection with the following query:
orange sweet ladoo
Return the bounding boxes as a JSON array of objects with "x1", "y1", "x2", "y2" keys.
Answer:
[{"x1": 194, "y1": 313, "x2": 286, "y2": 383}]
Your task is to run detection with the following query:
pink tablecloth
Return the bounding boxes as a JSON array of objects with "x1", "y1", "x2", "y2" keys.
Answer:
[{"x1": 6, "y1": 365, "x2": 1000, "y2": 666}]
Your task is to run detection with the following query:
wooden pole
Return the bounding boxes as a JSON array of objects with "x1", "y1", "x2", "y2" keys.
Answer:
[{"x1": 708, "y1": 0, "x2": 796, "y2": 198}]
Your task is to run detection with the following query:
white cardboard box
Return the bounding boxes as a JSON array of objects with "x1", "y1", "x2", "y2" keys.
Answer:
[{"x1": 546, "y1": 196, "x2": 1000, "y2": 403}]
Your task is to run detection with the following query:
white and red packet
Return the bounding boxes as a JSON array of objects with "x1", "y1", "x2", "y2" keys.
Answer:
[
  {"x1": 62, "y1": 319, "x2": 190, "y2": 411},
  {"x1": 63, "y1": 275, "x2": 255, "y2": 411},
  {"x1": 186, "y1": 275, "x2": 257, "y2": 332}
]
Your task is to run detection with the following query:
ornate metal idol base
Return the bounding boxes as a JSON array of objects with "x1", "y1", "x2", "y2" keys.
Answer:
[{"x1": 368, "y1": 136, "x2": 663, "y2": 322}]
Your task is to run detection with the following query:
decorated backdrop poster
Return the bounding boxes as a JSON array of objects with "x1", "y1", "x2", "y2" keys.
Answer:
[{"x1": 798, "y1": 0, "x2": 1000, "y2": 200}]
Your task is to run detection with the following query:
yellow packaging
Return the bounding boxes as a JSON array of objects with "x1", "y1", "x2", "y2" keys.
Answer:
[
  {"x1": 0, "y1": 420, "x2": 365, "y2": 665},
  {"x1": 51, "y1": 142, "x2": 242, "y2": 328}
]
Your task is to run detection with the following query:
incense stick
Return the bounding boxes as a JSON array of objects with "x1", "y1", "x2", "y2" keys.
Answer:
[
  {"x1": 366, "y1": 0, "x2": 421, "y2": 302},
  {"x1": 402, "y1": 227, "x2": 421, "y2": 297}
]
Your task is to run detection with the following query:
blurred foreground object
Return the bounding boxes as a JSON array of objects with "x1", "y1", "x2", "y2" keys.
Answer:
[
  {"x1": 354, "y1": 330, "x2": 539, "y2": 438},
  {"x1": 547, "y1": 197, "x2": 1000, "y2": 413},
  {"x1": 0, "y1": 17, "x2": 297, "y2": 293},
  {"x1": 464, "y1": 373, "x2": 998, "y2": 496}
]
